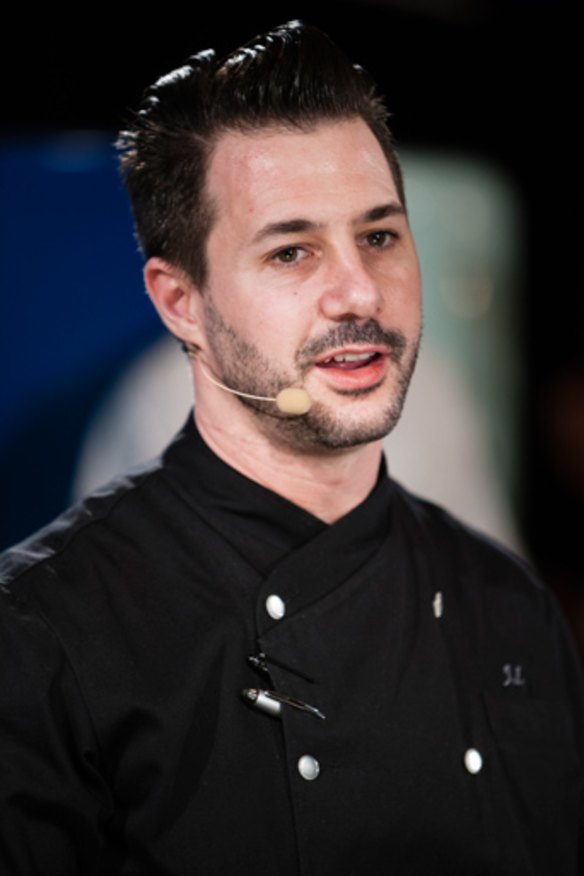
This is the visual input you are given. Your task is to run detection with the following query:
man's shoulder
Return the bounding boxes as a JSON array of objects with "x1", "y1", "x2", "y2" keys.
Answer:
[
  {"x1": 391, "y1": 477, "x2": 543, "y2": 597},
  {"x1": 0, "y1": 456, "x2": 167, "y2": 594},
  {"x1": 1, "y1": 411, "x2": 216, "y2": 591},
  {"x1": 391, "y1": 480, "x2": 582, "y2": 687}
]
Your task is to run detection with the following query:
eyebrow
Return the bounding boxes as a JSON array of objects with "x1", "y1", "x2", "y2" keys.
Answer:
[
  {"x1": 361, "y1": 202, "x2": 405, "y2": 223},
  {"x1": 251, "y1": 202, "x2": 405, "y2": 245},
  {"x1": 252, "y1": 218, "x2": 321, "y2": 243}
]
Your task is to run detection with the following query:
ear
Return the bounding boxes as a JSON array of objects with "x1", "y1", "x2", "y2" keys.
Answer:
[{"x1": 144, "y1": 257, "x2": 205, "y2": 349}]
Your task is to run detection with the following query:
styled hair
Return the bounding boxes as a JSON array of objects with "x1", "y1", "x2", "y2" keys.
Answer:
[{"x1": 117, "y1": 20, "x2": 405, "y2": 289}]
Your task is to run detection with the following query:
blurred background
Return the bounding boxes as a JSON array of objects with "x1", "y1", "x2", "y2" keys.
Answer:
[{"x1": 1, "y1": 0, "x2": 582, "y2": 652}]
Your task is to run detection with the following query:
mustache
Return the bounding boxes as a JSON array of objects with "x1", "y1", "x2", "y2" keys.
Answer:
[{"x1": 297, "y1": 319, "x2": 407, "y2": 367}]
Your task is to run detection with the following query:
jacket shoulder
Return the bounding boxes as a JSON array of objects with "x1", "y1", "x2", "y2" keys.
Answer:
[
  {"x1": 391, "y1": 478, "x2": 538, "y2": 585},
  {"x1": 0, "y1": 456, "x2": 166, "y2": 592},
  {"x1": 389, "y1": 478, "x2": 556, "y2": 639}
]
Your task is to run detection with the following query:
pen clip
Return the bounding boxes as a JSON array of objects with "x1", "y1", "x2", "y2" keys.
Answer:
[{"x1": 247, "y1": 651, "x2": 315, "y2": 683}]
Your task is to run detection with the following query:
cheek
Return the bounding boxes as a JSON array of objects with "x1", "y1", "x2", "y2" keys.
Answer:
[
  {"x1": 223, "y1": 301, "x2": 305, "y2": 365},
  {"x1": 253, "y1": 290, "x2": 313, "y2": 349},
  {"x1": 381, "y1": 261, "x2": 422, "y2": 324}
]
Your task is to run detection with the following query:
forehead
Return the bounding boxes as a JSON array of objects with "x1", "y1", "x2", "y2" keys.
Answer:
[{"x1": 204, "y1": 118, "x2": 401, "y2": 228}]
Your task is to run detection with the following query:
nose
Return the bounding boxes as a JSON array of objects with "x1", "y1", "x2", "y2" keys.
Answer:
[{"x1": 318, "y1": 247, "x2": 383, "y2": 322}]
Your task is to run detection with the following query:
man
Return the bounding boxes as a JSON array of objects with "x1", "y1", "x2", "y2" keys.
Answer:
[{"x1": 0, "y1": 21, "x2": 582, "y2": 875}]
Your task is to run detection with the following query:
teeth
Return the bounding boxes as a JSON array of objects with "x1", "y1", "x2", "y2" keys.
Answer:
[{"x1": 330, "y1": 352, "x2": 374, "y2": 363}]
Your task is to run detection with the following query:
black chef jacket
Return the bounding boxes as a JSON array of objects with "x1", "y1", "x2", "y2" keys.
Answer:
[{"x1": 1, "y1": 414, "x2": 583, "y2": 875}]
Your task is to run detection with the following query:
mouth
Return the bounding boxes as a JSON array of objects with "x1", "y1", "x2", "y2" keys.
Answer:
[
  {"x1": 313, "y1": 347, "x2": 390, "y2": 392},
  {"x1": 315, "y1": 350, "x2": 384, "y2": 371}
]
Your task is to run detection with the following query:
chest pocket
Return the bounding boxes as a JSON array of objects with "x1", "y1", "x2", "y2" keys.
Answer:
[
  {"x1": 484, "y1": 693, "x2": 575, "y2": 746},
  {"x1": 486, "y1": 692, "x2": 580, "y2": 837}
]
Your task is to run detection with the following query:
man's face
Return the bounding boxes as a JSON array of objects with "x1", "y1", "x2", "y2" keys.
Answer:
[{"x1": 197, "y1": 118, "x2": 421, "y2": 451}]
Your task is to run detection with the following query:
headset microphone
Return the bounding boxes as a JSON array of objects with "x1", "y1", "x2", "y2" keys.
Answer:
[{"x1": 198, "y1": 363, "x2": 312, "y2": 416}]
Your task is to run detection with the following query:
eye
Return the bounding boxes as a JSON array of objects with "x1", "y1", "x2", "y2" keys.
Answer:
[
  {"x1": 363, "y1": 230, "x2": 396, "y2": 249},
  {"x1": 271, "y1": 246, "x2": 304, "y2": 264}
]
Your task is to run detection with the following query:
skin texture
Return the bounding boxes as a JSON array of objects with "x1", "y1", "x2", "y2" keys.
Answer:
[{"x1": 145, "y1": 119, "x2": 422, "y2": 522}]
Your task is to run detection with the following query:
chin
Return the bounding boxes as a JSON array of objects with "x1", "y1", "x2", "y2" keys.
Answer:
[{"x1": 258, "y1": 394, "x2": 406, "y2": 454}]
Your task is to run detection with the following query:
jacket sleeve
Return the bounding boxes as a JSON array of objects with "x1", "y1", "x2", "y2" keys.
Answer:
[
  {"x1": 552, "y1": 593, "x2": 584, "y2": 872},
  {"x1": 0, "y1": 584, "x2": 113, "y2": 875}
]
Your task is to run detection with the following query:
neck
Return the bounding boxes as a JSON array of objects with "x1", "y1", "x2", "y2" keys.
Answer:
[{"x1": 193, "y1": 386, "x2": 383, "y2": 525}]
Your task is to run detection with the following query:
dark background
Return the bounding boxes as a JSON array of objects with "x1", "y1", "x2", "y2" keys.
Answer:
[{"x1": 1, "y1": 1, "x2": 582, "y2": 642}]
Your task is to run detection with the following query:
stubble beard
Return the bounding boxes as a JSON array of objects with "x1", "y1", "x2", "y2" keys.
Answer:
[{"x1": 202, "y1": 297, "x2": 420, "y2": 453}]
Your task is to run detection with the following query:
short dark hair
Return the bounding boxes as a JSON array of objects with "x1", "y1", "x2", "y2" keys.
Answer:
[{"x1": 117, "y1": 20, "x2": 405, "y2": 289}]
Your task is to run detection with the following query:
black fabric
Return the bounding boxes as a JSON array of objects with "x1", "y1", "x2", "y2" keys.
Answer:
[
  {"x1": 1, "y1": 414, "x2": 583, "y2": 875},
  {"x1": 171, "y1": 419, "x2": 329, "y2": 575}
]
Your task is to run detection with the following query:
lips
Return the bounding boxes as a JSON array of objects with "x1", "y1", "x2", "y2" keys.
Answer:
[
  {"x1": 312, "y1": 347, "x2": 389, "y2": 391},
  {"x1": 298, "y1": 322, "x2": 407, "y2": 393}
]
